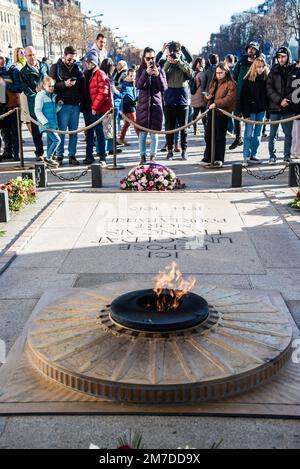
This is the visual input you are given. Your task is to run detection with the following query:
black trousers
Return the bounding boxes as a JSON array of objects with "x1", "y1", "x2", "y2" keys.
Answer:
[
  {"x1": 0, "y1": 112, "x2": 19, "y2": 158},
  {"x1": 204, "y1": 112, "x2": 229, "y2": 163},
  {"x1": 192, "y1": 106, "x2": 207, "y2": 130},
  {"x1": 233, "y1": 100, "x2": 242, "y2": 141},
  {"x1": 31, "y1": 121, "x2": 44, "y2": 157},
  {"x1": 165, "y1": 105, "x2": 189, "y2": 151}
]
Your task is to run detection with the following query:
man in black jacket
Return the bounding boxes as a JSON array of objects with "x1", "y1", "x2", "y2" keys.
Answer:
[
  {"x1": 266, "y1": 47, "x2": 298, "y2": 164},
  {"x1": 49, "y1": 46, "x2": 84, "y2": 166}
]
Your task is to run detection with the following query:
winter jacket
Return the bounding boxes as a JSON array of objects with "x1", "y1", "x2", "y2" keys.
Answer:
[
  {"x1": 120, "y1": 81, "x2": 138, "y2": 113},
  {"x1": 266, "y1": 47, "x2": 298, "y2": 114},
  {"x1": 136, "y1": 65, "x2": 167, "y2": 130},
  {"x1": 233, "y1": 54, "x2": 256, "y2": 101},
  {"x1": 20, "y1": 61, "x2": 48, "y2": 117},
  {"x1": 34, "y1": 89, "x2": 62, "y2": 132},
  {"x1": 49, "y1": 59, "x2": 84, "y2": 106},
  {"x1": 0, "y1": 64, "x2": 23, "y2": 109},
  {"x1": 191, "y1": 71, "x2": 206, "y2": 108},
  {"x1": 201, "y1": 64, "x2": 217, "y2": 93},
  {"x1": 163, "y1": 60, "x2": 192, "y2": 106},
  {"x1": 208, "y1": 79, "x2": 236, "y2": 114},
  {"x1": 240, "y1": 75, "x2": 268, "y2": 117},
  {"x1": 83, "y1": 66, "x2": 112, "y2": 114}
]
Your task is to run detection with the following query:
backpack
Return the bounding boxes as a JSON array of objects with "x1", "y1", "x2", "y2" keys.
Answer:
[{"x1": 189, "y1": 76, "x2": 198, "y2": 95}]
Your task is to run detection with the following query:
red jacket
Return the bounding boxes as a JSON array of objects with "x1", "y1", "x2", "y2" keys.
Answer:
[{"x1": 89, "y1": 67, "x2": 112, "y2": 114}]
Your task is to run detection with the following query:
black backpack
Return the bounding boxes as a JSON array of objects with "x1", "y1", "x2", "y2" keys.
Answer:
[{"x1": 189, "y1": 76, "x2": 198, "y2": 95}]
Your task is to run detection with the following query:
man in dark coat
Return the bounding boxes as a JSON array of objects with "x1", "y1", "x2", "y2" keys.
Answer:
[
  {"x1": 266, "y1": 46, "x2": 298, "y2": 164},
  {"x1": 230, "y1": 41, "x2": 260, "y2": 150},
  {"x1": 20, "y1": 46, "x2": 48, "y2": 161},
  {"x1": 49, "y1": 46, "x2": 84, "y2": 166}
]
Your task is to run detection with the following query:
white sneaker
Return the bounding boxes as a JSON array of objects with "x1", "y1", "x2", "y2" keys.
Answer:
[{"x1": 268, "y1": 158, "x2": 276, "y2": 165}]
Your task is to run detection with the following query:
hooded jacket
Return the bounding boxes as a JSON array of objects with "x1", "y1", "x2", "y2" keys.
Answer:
[
  {"x1": 266, "y1": 47, "x2": 298, "y2": 114},
  {"x1": 34, "y1": 89, "x2": 63, "y2": 132},
  {"x1": 136, "y1": 64, "x2": 167, "y2": 130},
  {"x1": 120, "y1": 80, "x2": 138, "y2": 113}
]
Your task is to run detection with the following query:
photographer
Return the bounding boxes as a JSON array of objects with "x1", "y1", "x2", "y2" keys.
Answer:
[
  {"x1": 163, "y1": 41, "x2": 192, "y2": 160},
  {"x1": 49, "y1": 46, "x2": 84, "y2": 166}
]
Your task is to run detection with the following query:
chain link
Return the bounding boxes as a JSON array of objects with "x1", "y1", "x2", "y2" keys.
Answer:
[
  {"x1": 243, "y1": 164, "x2": 289, "y2": 181},
  {"x1": 47, "y1": 168, "x2": 89, "y2": 182},
  {"x1": 295, "y1": 165, "x2": 300, "y2": 187},
  {"x1": 35, "y1": 165, "x2": 42, "y2": 187}
]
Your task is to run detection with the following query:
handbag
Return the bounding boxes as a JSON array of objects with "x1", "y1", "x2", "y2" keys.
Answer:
[{"x1": 102, "y1": 112, "x2": 114, "y2": 139}]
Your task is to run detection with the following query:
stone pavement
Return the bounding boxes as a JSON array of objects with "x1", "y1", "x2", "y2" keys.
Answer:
[{"x1": 0, "y1": 122, "x2": 300, "y2": 448}]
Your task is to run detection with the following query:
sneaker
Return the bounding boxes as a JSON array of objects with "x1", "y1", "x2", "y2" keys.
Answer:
[
  {"x1": 181, "y1": 151, "x2": 187, "y2": 161},
  {"x1": 167, "y1": 150, "x2": 173, "y2": 161},
  {"x1": 242, "y1": 161, "x2": 249, "y2": 168},
  {"x1": 119, "y1": 139, "x2": 131, "y2": 146},
  {"x1": 283, "y1": 157, "x2": 291, "y2": 163},
  {"x1": 69, "y1": 156, "x2": 80, "y2": 166},
  {"x1": 140, "y1": 155, "x2": 147, "y2": 165},
  {"x1": 36, "y1": 156, "x2": 44, "y2": 162},
  {"x1": 83, "y1": 158, "x2": 95, "y2": 165},
  {"x1": 45, "y1": 158, "x2": 59, "y2": 168},
  {"x1": 160, "y1": 144, "x2": 168, "y2": 153},
  {"x1": 174, "y1": 144, "x2": 181, "y2": 153},
  {"x1": 268, "y1": 158, "x2": 276, "y2": 165},
  {"x1": 213, "y1": 161, "x2": 223, "y2": 168},
  {"x1": 116, "y1": 140, "x2": 125, "y2": 146},
  {"x1": 229, "y1": 140, "x2": 243, "y2": 150},
  {"x1": 249, "y1": 157, "x2": 262, "y2": 164},
  {"x1": 99, "y1": 160, "x2": 107, "y2": 167},
  {"x1": 57, "y1": 158, "x2": 64, "y2": 167}
]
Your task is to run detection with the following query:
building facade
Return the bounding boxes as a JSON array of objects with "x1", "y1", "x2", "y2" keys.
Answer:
[{"x1": 0, "y1": 0, "x2": 22, "y2": 57}]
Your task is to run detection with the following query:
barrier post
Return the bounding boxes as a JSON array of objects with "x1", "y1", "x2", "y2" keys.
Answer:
[
  {"x1": 231, "y1": 163, "x2": 243, "y2": 188},
  {"x1": 16, "y1": 107, "x2": 25, "y2": 168},
  {"x1": 106, "y1": 108, "x2": 125, "y2": 170},
  {"x1": 21, "y1": 170, "x2": 35, "y2": 184},
  {"x1": 34, "y1": 163, "x2": 47, "y2": 188},
  {"x1": 211, "y1": 108, "x2": 216, "y2": 166},
  {"x1": 0, "y1": 190, "x2": 10, "y2": 222},
  {"x1": 289, "y1": 162, "x2": 300, "y2": 187},
  {"x1": 91, "y1": 163, "x2": 103, "y2": 188}
]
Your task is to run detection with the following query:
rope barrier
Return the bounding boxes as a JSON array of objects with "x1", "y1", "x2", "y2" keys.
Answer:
[
  {"x1": 23, "y1": 108, "x2": 113, "y2": 135},
  {"x1": 219, "y1": 108, "x2": 300, "y2": 126},
  {"x1": 0, "y1": 108, "x2": 17, "y2": 121},
  {"x1": 119, "y1": 109, "x2": 209, "y2": 135}
]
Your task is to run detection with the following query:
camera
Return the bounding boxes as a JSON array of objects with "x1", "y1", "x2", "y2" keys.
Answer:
[{"x1": 170, "y1": 52, "x2": 178, "y2": 60}]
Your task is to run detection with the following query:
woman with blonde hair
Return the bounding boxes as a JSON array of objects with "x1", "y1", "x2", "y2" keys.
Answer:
[
  {"x1": 241, "y1": 57, "x2": 269, "y2": 166},
  {"x1": 13, "y1": 47, "x2": 31, "y2": 133}
]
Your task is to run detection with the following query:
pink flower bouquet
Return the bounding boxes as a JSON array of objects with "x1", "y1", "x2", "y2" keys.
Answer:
[{"x1": 120, "y1": 164, "x2": 184, "y2": 192}]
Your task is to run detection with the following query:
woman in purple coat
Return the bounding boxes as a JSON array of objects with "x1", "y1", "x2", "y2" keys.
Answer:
[{"x1": 136, "y1": 47, "x2": 167, "y2": 164}]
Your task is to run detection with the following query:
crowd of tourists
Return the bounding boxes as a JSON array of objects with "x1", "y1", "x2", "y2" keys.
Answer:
[{"x1": 1, "y1": 33, "x2": 300, "y2": 169}]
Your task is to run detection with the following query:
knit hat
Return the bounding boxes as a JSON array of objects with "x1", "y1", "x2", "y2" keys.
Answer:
[
  {"x1": 276, "y1": 47, "x2": 289, "y2": 57},
  {"x1": 85, "y1": 49, "x2": 98, "y2": 66},
  {"x1": 245, "y1": 42, "x2": 260, "y2": 54}
]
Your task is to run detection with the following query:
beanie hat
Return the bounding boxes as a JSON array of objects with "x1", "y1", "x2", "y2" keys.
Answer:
[
  {"x1": 85, "y1": 49, "x2": 98, "y2": 66},
  {"x1": 245, "y1": 42, "x2": 260, "y2": 54}
]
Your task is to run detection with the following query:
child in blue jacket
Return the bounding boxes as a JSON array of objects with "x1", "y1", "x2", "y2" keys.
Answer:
[
  {"x1": 35, "y1": 76, "x2": 62, "y2": 168},
  {"x1": 119, "y1": 69, "x2": 139, "y2": 145}
]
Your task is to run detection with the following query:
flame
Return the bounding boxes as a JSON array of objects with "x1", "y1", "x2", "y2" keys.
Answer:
[{"x1": 153, "y1": 262, "x2": 196, "y2": 312}]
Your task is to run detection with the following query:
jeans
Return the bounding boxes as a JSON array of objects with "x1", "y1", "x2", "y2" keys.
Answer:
[
  {"x1": 57, "y1": 104, "x2": 80, "y2": 158},
  {"x1": 46, "y1": 131, "x2": 61, "y2": 160},
  {"x1": 84, "y1": 111, "x2": 106, "y2": 160},
  {"x1": 139, "y1": 132, "x2": 158, "y2": 158},
  {"x1": 268, "y1": 113, "x2": 294, "y2": 160},
  {"x1": 243, "y1": 112, "x2": 265, "y2": 159},
  {"x1": 31, "y1": 121, "x2": 44, "y2": 157},
  {"x1": 165, "y1": 105, "x2": 189, "y2": 151}
]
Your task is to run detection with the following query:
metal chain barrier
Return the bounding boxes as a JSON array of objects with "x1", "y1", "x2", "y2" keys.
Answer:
[
  {"x1": 119, "y1": 109, "x2": 209, "y2": 135},
  {"x1": 47, "y1": 167, "x2": 89, "y2": 182},
  {"x1": 243, "y1": 164, "x2": 289, "y2": 181},
  {"x1": 295, "y1": 164, "x2": 300, "y2": 187}
]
